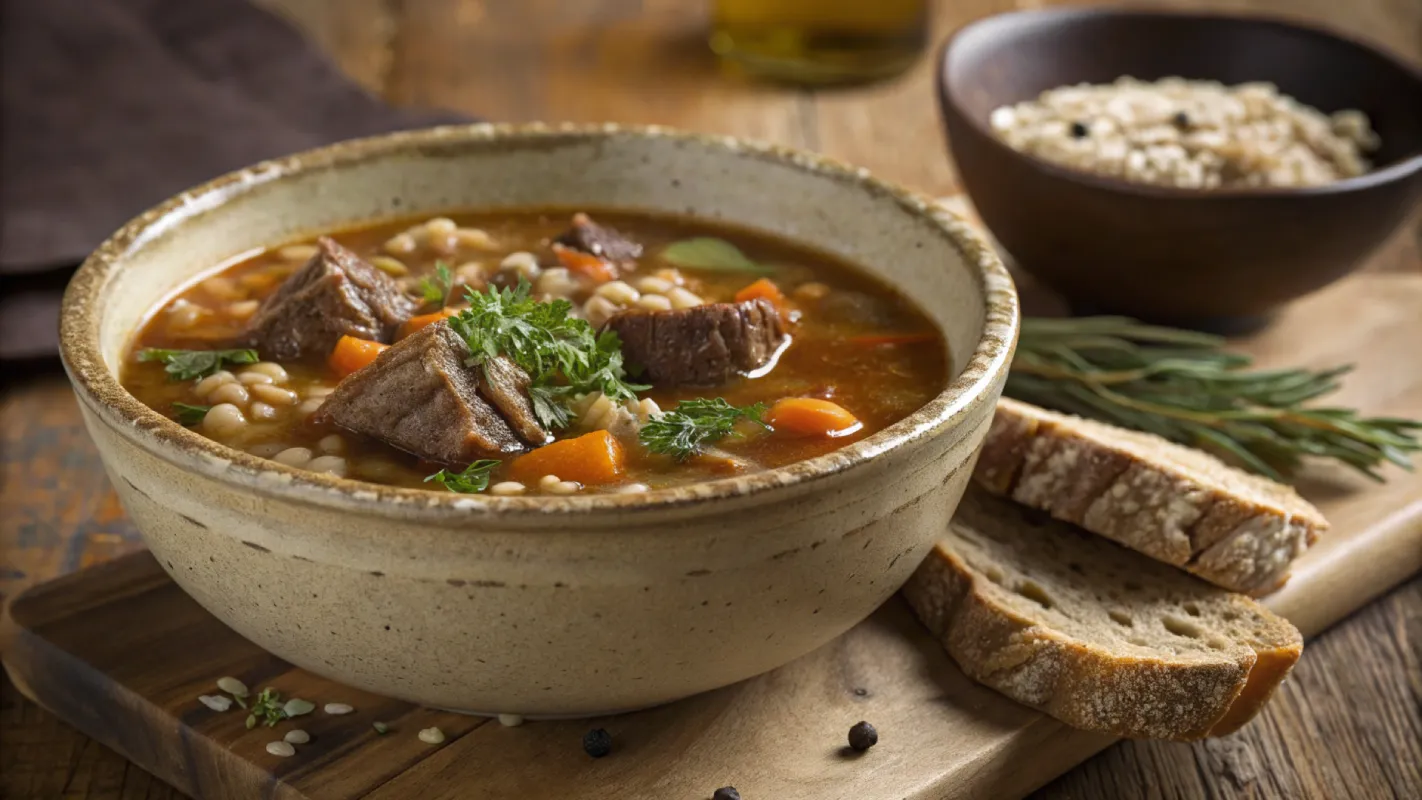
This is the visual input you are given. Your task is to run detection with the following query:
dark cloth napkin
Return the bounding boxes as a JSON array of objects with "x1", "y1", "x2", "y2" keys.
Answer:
[{"x1": 0, "y1": 0, "x2": 467, "y2": 360}]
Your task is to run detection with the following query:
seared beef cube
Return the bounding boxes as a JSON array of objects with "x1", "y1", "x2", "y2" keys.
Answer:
[
  {"x1": 478, "y1": 355, "x2": 552, "y2": 446},
  {"x1": 247, "y1": 237, "x2": 415, "y2": 362},
  {"x1": 605, "y1": 299, "x2": 789, "y2": 387},
  {"x1": 314, "y1": 323, "x2": 526, "y2": 464},
  {"x1": 553, "y1": 213, "x2": 643, "y2": 262}
]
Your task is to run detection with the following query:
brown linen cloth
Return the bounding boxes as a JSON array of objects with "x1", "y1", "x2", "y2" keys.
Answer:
[{"x1": 0, "y1": 0, "x2": 468, "y2": 360}]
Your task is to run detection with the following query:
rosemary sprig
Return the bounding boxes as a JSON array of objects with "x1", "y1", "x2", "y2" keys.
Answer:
[{"x1": 1007, "y1": 316, "x2": 1422, "y2": 481}]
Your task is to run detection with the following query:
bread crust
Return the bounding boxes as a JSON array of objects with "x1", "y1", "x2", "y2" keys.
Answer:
[{"x1": 975, "y1": 398, "x2": 1327, "y2": 595}]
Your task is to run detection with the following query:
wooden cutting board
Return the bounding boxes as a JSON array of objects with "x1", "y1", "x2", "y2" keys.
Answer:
[{"x1": 4, "y1": 272, "x2": 1421, "y2": 800}]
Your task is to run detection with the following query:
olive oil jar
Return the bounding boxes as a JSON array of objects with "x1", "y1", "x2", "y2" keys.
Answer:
[{"x1": 710, "y1": 0, "x2": 929, "y2": 84}]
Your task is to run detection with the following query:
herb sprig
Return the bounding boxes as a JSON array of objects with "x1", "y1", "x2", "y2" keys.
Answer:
[
  {"x1": 173, "y1": 402, "x2": 211, "y2": 425},
  {"x1": 425, "y1": 459, "x2": 501, "y2": 493},
  {"x1": 1008, "y1": 316, "x2": 1422, "y2": 481},
  {"x1": 447, "y1": 281, "x2": 648, "y2": 429},
  {"x1": 139, "y1": 348, "x2": 259, "y2": 381},
  {"x1": 417, "y1": 261, "x2": 454, "y2": 307},
  {"x1": 640, "y1": 398, "x2": 768, "y2": 461},
  {"x1": 245, "y1": 687, "x2": 287, "y2": 729}
]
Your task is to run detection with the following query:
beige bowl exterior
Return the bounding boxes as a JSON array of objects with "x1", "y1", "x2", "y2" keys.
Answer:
[{"x1": 59, "y1": 124, "x2": 1018, "y2": 716}]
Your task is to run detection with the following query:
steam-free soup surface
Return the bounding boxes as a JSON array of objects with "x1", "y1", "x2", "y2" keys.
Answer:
[{"x1": 121, "y1": 210, "x2": 950, "y2": 495}]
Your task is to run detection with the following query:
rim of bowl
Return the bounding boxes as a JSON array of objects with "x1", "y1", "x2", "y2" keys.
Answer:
[
  {"x1": 940, "y1": 6, "x2": 1422, "y2": 200},
  {"x1": 59, "y1": 122, "x2": 1020, "y2": 523}
]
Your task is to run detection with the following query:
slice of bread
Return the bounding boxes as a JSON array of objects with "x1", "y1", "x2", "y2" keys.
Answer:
[
  {"x1": 903, "y1": 488, "x2": 1303, "y2": 740},
  {"x1": 974, "y1": 398, "x2": 1328, "y2": 595}
]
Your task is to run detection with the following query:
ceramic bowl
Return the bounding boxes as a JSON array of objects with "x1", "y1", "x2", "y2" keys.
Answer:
[
  {"x1": 940, "y1": 8, "x2": 1422, "y2": 332},
  {"x1": 59, "y1": 124, "x2": 1019, "y2": 716}
]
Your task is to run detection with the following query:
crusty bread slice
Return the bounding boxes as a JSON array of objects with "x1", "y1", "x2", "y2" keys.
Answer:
[
  {"x1": 903, "y1": 488, "x2": 1303, "y2": 740},
  {"x1": 974, "y1": 397, "x2": 1328, "y2": 595}
]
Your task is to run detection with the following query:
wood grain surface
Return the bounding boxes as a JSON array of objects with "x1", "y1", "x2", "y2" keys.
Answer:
[{"x1": 3, "y1": 0, "x2": 1420, "y2": 798}]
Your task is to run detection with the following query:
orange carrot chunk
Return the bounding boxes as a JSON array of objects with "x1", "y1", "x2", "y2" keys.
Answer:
[
  {"x1": 398, "y1": 307, "x2": 459, "y2": 340},
  {"x1": 734, "y1": 277, "x2": 787, "y2": 310},
  {"x1": 328, "y1": 335, "x2": 388, "y2": 379},
  {"x1": 553, "y1": 244, "x2": 617, "y2": 284},
  {"x1": 510, "y1": 430, "x2": 626, "y2": 486},
  {"x1": 766, "y1": 397, "x2": 861, "y2": 438}
]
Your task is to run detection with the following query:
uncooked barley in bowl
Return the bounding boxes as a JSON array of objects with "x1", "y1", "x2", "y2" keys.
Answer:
[{"x1": 989, "y1": 77, "x2": 1379, "y2": 189}]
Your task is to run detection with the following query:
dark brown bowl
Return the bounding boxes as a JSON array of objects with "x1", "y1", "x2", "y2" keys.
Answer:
[{"x1": 939, "y1": 8, "x2": 1422, "y2": 330}]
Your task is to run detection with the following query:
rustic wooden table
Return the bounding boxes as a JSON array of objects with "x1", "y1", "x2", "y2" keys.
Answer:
[{"x1": 3, "y1": 1, "x2": 1420, "y2": 797}]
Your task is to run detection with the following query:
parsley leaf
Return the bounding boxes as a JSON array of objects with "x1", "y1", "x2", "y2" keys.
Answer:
[
  {"x1": 138, "y1": 348, "x2": 259, "y2": 381},
  {"x1": 173, "y1": 402, "x2": 211, "y2": 426},
  {"x1": 639, "y1": 398, "x2": 768, "y2": 461},
  {"x1": 425, "y1": 459, "x2": 501, "y2": 493},
  {"x1": 447, "y1": 281, "x2": 648, "y2": 429},
  {"x1": 417, "y1": 261, "x2": 454, "y2": 307},
  {"x1": 244, "y1": 687, "x2": 287, "y2": 729}
]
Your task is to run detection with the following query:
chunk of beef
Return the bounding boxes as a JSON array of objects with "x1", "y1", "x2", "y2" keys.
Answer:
[
  {"x1": 314, "y1": 323, "x2": 530, "y2": 464},
  {"x1": 247, "y1": 237, "x2": 415, "y2": 362},
  {"x1": 553, "y1": 213, "x2": 643, "y2": 262},
  {"x1": 478, "y1": 355, "x2": 553, "y2": 446},
  {"x1": 604, "y1": 299, "x2": 789, "y2": 387}
]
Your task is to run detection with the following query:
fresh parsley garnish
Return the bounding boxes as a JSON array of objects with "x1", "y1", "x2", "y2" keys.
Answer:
[
  {"x1": 245, "y1": 687, "x2": 287, "y2": 729},
  {"x1": 138, "y1": 348, "x2": 259, "y2": 381},
  {"x1": 660, "y1": 237, "x2": 775, "y2": 275},
  {"x1": 417, "y1": 261, "x2": 454, "y2": 307},
  {"x1": 639, "y1": 398, "x2": 768, "y2": 461},
  {"x1": 447, "y1": 281, "x2": 649, "y2": 429},
  {"x1": 173, "y1": 402, "x2": 211, "y2": 426},
  {"x1": 425, "y1": 459, "x2": 501, "y2": 493}
]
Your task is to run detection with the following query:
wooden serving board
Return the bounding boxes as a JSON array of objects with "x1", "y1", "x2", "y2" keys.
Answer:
[{"x1": 4, "y1": 272, "x2": 1421, "y2": 800}]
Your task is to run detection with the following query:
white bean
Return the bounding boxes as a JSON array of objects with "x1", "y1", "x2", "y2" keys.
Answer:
[
  {"x1": 266, "y1": 741, "x2": 296, "y2": 757},
  {"x1": 454, "y1": 228, "x2": 496, "y2": 251},
  {"x1": 194, "y1": 371, "x2": 236, "y2": 398},
  {"x1": 424, "y1": 217, "x2": 458, "y2": 236},
  {"x1": 203, "y1": 404, "x2": 246, "y2": 438},
  {"x1": 548, "y1": 480, "x2": 581, "y2": 495},
  {"x1": 582, "y1": 295, "x2": 621, "y2": 327},
  {"x1": 227, "y1": 299, "x2": 260, "y2": 320},
  {"x1": 318, "y1": 434, "x2": 345, "y2": 454},
  {"x1": 306, "y1": 455, "x2": 348, "y2": 476},
  {"x1": 245, "y1": 362, "x2": 289, "y2": 382},
  {"x1": 595, "y1": 280, "x2": 639, "y2": 306},
  {"x1": 538, "y1": 474, "x2": 562, "y2": 490},
  {"x1": 372, "y1": 256, "x2": 408, "y2": 276},
  {"x1": 248, "y1": 442, "x2": 289, "y2": 458},
  {"x1": 248, "y1": 401, "x2": 278, "y2": 421},
  {"x1": 634, "y1": 294, "x2": 672, "y2": 311},
  {"x1": 667, "y1": 287, "x2": 703, "y2": 309},
  {"x1": 284, "y1": 729, "x2": 311, "y2": 744},
  {"x1": 418, "y1": 727, "x2": 446, "y2": 744},
  {"x1": 209, "y1": 382, "x2": 250, "y2": 407},
  {"x1": 305, "y1": 386, "x2": 335, "y2": 398},
  {"x1": 296, "y1": 398, "x2": 324, "y2": 418},
  {"x1": 239, "y1": 371, "x2": 274, "y2": 385},
  {"x1": 615, "y1": 482, "x2": 651, "y2": 494},
  {"x1": 201, "y1": 276, "x2": 243, "y2": 301},
  {"x1": 489, "y1": 481, "x2": 526, "y2": 496},
  {"x1": 323, "y1": 703, "x2": 354, "y2": 715},
  {"x1": 274, "y1": 447, "x2": 314, "y2": 467},
  {"x1": 384, "y1": 233, "x2": 417, "y2": 255},
  {"x1": 251, "y1": 384, "x2": 298, "y2": 406},
  {"x1": 501, "y1": 251, "x2": 541, "y2": 279},
  {"x1": 634, "y1": 276, "x2": 674, "y2": 294}
]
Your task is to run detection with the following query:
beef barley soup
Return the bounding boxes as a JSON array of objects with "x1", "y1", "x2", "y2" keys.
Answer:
[{"x1": 120, "y1": 210, "x2": 950, "y2": 495}]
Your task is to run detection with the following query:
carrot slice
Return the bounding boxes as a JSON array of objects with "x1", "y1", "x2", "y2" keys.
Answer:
[
  {"x1": 846, "y1": 332, "x2": 938, "y2": 347},
  {"x1": 553, "y1": 244, "x2": 617, "y2": 284},
  {"x1": 398, "y1": 307, "x2": 459, "y2": 340},
  {"x1": 510, "y1": 430, "x2": 626, "y2": 486},
  {"x1": 766, "y1": 397, "x2": 861, "y2": 438},
  {"x1": 734, "y1": 277, "x2": 787, "y2": 310},
  {"x1": 328, "y1": 335, "x2": 388, "y2": 378}
]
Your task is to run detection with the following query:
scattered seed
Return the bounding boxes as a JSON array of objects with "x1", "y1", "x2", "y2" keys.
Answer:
[
  {"x1": 1069, "y1": 121, "x2": 1090, "y2": 138},
  {"x1": 373, "y1": 721, "x2": 389, "y2": 735},
  {"x1": 497, "y1": 714, "x2": 525, "y2": 727},
  {"x1": 284, "y1": 729, "x2": 311, "y2": 744},
  {"x1": 582, "y1": 728, "x2": 613, "y2": 758},
  {"x1": 217, "y1": 677, "x2": 249, "y2": 697},
  {"x1": 418, "y1": 727, "x2": 446, "y2": 744},
  {"x1": 713, "y1": 788, "x2": 741, "y2": 800},
  {"x1": 266, "y1": 741, "x2": 296, "y2": 757},
  {"x1": 324, "y1": 703, "x2": 354, "y2": 715},
  {"x1": 198, "y1": 695, "x2": 233, "y2": 712},
  {"x1": 283, "y1": 698, "x2": 316, "y2": 718},
  {"x1": 1173, "y1": 110, "x2": 1192, "y2": 129},
  {"x1": 848, "y1": 721, "x2": 878, "y2": 752}
]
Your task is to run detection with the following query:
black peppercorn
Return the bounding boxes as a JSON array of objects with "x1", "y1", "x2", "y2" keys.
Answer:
[
  {"x1": 582, "y1": 728, "x2": 613, "y2": 758},
  {"x1": 848, "y1": 721, "x2": 878, "y2": 751},
  {"x1": 1173, "y1": 111, "x2": 1191, "y2": 129},
  {"x1": 712, "y1": 788, "x2": 741, "y2": 800},
  {"x1": 1069, "y1": 121, "x2": 1089, "y2": 138}
]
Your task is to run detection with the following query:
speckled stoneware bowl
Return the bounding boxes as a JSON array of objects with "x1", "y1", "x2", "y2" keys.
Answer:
[{"x1": 60, "y1": 124, "x2": 1019, "y2": 716}]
